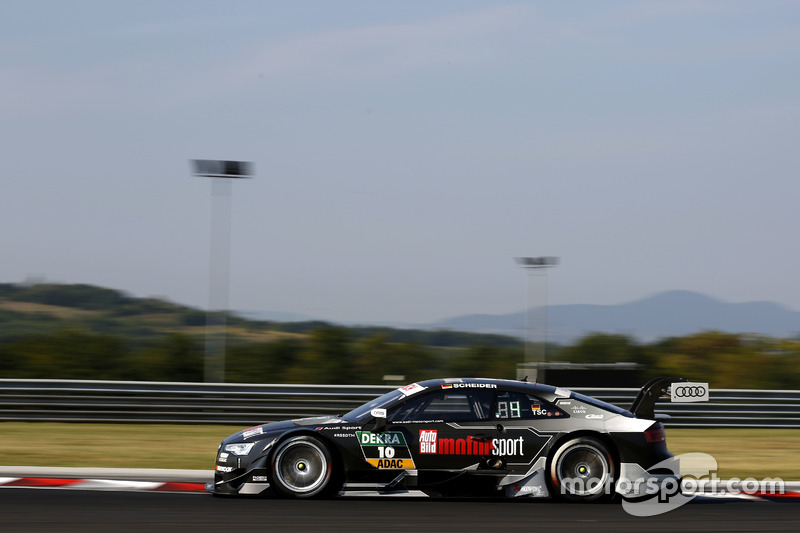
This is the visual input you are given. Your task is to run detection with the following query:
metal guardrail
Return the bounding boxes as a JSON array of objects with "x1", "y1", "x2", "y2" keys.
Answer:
[
  {"x1": 1, "y1": 379, "x2": 799, "y2": 428},
  {"x1": 574, "y1": 387, "x2": 800, "y2": 429},
  {"x1": 0, "y1": 379, "x2": 394, "y2": 425}
]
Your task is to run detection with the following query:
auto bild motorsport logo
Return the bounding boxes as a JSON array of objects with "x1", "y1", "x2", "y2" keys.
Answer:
[
  {"x1": 419, "y1": 430, "x2": 437, "y2": 453},
  {"x1": 356, "y1": 431, "x2": 416, "y2": 469},
  {"x1": 418, "y1": 430, "x2": 524, "y2": 456}
]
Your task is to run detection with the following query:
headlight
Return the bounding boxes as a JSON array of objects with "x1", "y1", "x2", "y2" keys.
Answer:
[{"x1": 224, "y1": 442, "x2": 255, "y2": 456}]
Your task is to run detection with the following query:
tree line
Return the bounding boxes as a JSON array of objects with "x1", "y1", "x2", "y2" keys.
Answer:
[
  {"x1": 2, "y1": 326, "x2": 800, "y2": 389},
  {"x1": 1, "y1": 282, "x2": 800, "y2": 388}
]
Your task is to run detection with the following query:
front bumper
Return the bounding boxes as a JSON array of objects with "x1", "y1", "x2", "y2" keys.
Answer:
[
  {"x1": 210, "y1": 437, "x2": 277, "y2": 496},
  {"x1": 208, "y1": 457, "x2": 272, "y2": 496}
]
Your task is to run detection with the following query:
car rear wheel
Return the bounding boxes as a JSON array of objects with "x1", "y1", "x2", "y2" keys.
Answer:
[
  {"x1": 270, "y1": 435, "x2": 334, "y2": 498},
  {"x1": 548, "y1": 437, "x2": 615, "y2": 502}
]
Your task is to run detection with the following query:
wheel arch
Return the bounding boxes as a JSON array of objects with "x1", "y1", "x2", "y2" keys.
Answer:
[
  {"x1": 545, "y1": 429, "x2": 620, "y2": 500},
  {"x1": 546, "y1": 430, "x2": 620, "y2": 471},
  {"x1": 269, "y1": 429, "x2": 347, "y2": 491}
]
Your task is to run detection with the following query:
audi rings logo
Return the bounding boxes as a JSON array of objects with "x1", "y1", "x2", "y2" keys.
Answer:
[
  {"x1": 674, "y1": 386, "x2": 706, "y2": 397},
  {"x1": 670, "y1": 382, "x2": 709, "y2": 403}
]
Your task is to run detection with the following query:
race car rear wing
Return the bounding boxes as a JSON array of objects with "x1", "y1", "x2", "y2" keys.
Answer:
[{"x1": 629, "y1": 377, "x2": 688, "y2": 419}]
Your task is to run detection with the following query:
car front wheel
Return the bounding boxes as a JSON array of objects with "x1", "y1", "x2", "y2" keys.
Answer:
[{"x1": 270, "y1": 435, "x2": 334, "y2": 498}]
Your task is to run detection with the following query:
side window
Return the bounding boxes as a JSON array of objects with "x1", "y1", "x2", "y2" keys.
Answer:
[
  {"x1": 389, "y1": 389, "x2": 494, "y2": 422},
  {"x1": 494, "y1": 391, "x2": 567, "y2": 420}
]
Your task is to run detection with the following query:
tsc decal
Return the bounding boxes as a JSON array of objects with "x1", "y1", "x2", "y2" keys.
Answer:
[
  {"x1": 496, "y1": 400, "x2": 562, "y2": 419},
  {"x1": 356, "y1": 431, "x2": 417, "y2": 469}
]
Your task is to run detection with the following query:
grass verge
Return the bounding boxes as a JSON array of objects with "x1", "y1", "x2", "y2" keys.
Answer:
[
  {"x1": 666, "y1": 427, "x2": 800, "y2": 479},
  {"x1": 1, "y1": 423, "x2": 798, "y2": 479},
  {"x1": 0, "y1": 422, "x2": 234, "y2": 470}
]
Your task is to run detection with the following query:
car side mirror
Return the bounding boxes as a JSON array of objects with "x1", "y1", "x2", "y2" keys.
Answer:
[{"x1": 371, "y1": 408, "x2": 387, "y2": 433}]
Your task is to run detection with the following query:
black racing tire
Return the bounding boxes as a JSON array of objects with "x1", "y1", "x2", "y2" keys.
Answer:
[
  {"x1": 269, "y1": 435, "x2": 335, "y2": 498},
  {"x1": 548, "y1": 436, "x2": 616, "y2": 502}
]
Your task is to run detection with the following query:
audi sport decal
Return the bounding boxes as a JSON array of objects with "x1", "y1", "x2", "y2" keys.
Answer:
[
  {"x1": 670, "y1": 382, "x2": 709, "y2": 402},
  {"x1": 356, "y1": 431, "x2": 416, "y2": 469}
]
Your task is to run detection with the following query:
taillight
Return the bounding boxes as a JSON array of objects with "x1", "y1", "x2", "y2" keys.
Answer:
[{"x1": 645, "y1": 427, "x2": 666, "y2": 443}]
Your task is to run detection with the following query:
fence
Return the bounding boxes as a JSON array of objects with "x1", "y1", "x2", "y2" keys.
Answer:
[{"x1": 1, "y1": 379, "x2": 799, "y2": 428}]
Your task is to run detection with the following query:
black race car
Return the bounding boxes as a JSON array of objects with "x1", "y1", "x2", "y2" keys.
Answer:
[{"x1": 208, "y1": 377, "x2": 682, "y2": 501}]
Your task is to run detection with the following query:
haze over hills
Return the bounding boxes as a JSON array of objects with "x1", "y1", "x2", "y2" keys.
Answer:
[
  {"x1": 241, "y1": 290, "x2": 800, "y2": 343},
  {"x1": 4, "y1": 282, "x2": 798, "y2": 344},
  {"x1": 426, "y1": 290, "x2": 800, "y2": 343}
]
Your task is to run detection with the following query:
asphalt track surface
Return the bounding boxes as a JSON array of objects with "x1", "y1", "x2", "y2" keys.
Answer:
[{"x1": 1, "y1": 488, "x2": 799, "y2": 533}]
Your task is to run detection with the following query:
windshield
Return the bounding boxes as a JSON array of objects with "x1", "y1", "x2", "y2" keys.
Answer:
[{"x1": 342, "y1": 390, "x2": 405, "y2": 422}]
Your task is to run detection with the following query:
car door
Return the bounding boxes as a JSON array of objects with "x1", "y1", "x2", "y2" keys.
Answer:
[
  {"x1": 385, "y1": 386, "x2": 498, "y2": 484},
  {"x1": 491, "y1": 389, "x2": 567, "y2": 477}
]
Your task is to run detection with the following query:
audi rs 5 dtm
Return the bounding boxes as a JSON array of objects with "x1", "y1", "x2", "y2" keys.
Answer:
[{"x1": 208, "y1": 377, "x2": 698, "y2": 501}]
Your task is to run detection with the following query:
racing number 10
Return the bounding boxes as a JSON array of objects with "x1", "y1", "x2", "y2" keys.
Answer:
[{"x1": 377, "y1": 446, "x2": 395, "y2": 459}]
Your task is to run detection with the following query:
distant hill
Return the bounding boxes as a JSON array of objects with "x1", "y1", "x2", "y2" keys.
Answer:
[
  {"x1": 0, "y1": 282, "x2": 522, "y2": 349},
  {"x1": 5, "y1": 283, "x2": 799, "y2": 346},
  {"x1": 429, "y1": 290, "x2": 800, "y2": 343}
]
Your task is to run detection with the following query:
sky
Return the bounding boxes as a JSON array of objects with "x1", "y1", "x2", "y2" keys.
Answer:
[{"x1": 3, "y1": 1, "x2": 800, "y2": 325}]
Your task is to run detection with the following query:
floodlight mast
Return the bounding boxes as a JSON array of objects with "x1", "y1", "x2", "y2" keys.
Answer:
[
  {"x1": 192, "y1": 160, "x2": 253, "y2": 383},
  {"x1": 514, "y1": 256, "x2": 559, "y2": 382}
]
